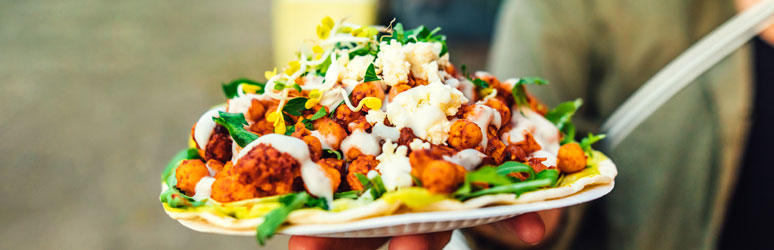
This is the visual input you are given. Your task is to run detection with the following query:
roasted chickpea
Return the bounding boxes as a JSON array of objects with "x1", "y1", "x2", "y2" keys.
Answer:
[
  {"x1": 315, "y1": 162, "x2": 342, "y2": 192},
  {"x1": 447, "y1": 120, "x2": 483, "y2": 150},
  {"x1": 246, "y1": 99, "x2": 266, "y2": 123},
  {"x1": 557, "y1": 142, "x2": 587, "y2": 173},
  {"x1": 350, "y1": 82, "x2": 385, "y2": 110},
  {"x1": 333, "y1": 103, "x2": 364, "y2": 127},
  {"x1": 346, "y1": 155, "x2": 380, "y2": 190},
  {"x1": 302, "y1": 135, "x2": 323, "y2": 162},
  {"x1": 421, "y1": 160, "x2": 466, "y2": 194},
  {"x1": 485, "y1": 98, "x2": 511, "y2": 127},
  {"x1": 249, "y1": 119, "x2": 275, "y2": 135},
  {"x1": 175, "y1": 159, "x2": 209, "y2": 196},
  {"x1": 312, "y1": 117, "x2": 347, "y2": 150}
]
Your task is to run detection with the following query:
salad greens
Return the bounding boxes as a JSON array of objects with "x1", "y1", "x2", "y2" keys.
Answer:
[{"x1": 212, "y1": 111, "x2": 258, "y2": 148}]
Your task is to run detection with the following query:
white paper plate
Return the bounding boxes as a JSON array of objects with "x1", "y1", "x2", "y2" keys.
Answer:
[{"x1": 177, "y1": 182, "x2": 614, "y2": 238}]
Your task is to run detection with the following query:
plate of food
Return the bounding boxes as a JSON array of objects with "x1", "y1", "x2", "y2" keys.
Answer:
[{"x1": 159, "y1": 17, "x2": 617, "y2": 245}]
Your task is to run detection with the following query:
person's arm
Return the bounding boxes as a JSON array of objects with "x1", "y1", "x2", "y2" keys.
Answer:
[{"x1": 735, "y1": 0, "x2": 774, "y2": 46}]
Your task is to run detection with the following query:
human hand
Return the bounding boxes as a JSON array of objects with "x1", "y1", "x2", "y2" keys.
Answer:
[
  {"x1": 287, "y1": 211, "x2": 554, "y2": 250},
  {"x1": 736, "y1": 0, "x2": 774, "y2": 46}
]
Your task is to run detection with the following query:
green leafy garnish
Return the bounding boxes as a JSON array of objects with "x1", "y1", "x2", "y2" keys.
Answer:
[
  {"x1": 284, "y1": 125, "x2": 296, "y2": 136},
  {"x1": 363, "y1": 63, "x2": 380, "y2": 82},
  {"x1": 348, "y1": 46, "x2": 378, "y2": 59},
  {"x1": 355, "y1": 173, "x2": 387, "y2": 199},
  {"x1": 384, "y1": 23, "x2": 448, "y2": 57},
  {"x1": 323, "y1": 149, "x2": 342, "y2": 160},
  {"x1": 221, "y1": 78, "x2": 265, "y2": 98},
  {"x1": 334, "y1": 191, "x2": 359, "y2": 199},
  {"x1": 495, "y1": 161, "x2": 536, "y2": 181},
  {"x1": 579, "y1": 133, "x2": 606, "y2": 156},
  {"x1": 159, "y1": 149, "x2": 206, "y2": 208},
  {"x1": 454, "y1": 166, "x2": 513, "y2": 198},
  {"x1": 309, "y1": 108, "x2": 327, "y2": 120},
  {"x1": 511, "y1": 77, "x2": 549, "y2": 111},
  {"x1": 544, "y1": 99, "x2": 582, "y2": 144},
  {"x1": 454, "y1": 161, "x2": 559, "y2": 200},
  {"x1": 411, "y1": 174, "x2": 423, "y2": 187},
  {"x1": 283, "y1": 97, "x2": 309, "y2": 116},
  {"x1": 317, "y1": 55, "x2": 332, "y2": 76},
  {"x1": 256, "y1": 192, "x2": 310, "y2": 245},
  {"x1": 212, "y1": 111, "x2": 259, "y2": 147},
  {"x1": 292, "y1": 83, "x2": 302, "y2": 92},
  {"x1": 462, "y1": 177, "x2": 554, "y2": 200},
  {"x1": 472, "y1": 78, "x2": 489, "y2": 89}
]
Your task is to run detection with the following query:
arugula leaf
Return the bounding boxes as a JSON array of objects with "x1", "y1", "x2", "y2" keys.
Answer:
[
  {"x1": 317, "y1": 55, "x2": 332, "y2": 76},
  {"x1": 354, "y1": 173, "x2": 387, "y2": 199},
  {"x1": 460, "y1": 64, "x2": 468, "y2": 78},
  {"x1": 545, "y1": 98, "x2": 582, "y2": 144},
  {"x1": 334, "y1": 190, "x2": 359, "y2": 199},
  {"x1": 511, "y1": 77, "x2": 549, "y2": 109},
  {"x1": 472, "y1": 78, "x2": 489, "y2": 89},
  {"x1": 212, "y1": 111, "x2": 259, "y2": 147},
  {"x1": 579, "y1": 133, "x2": 606, "y2": 156},
  {"x1": 256, "y1": 192, "x2": 310, "y2": 245},
  {"x1": 323, "y1": 149, "x2": 342, "y2": 160},
  {"x1": 284, "y1": 125, "x2": 296, "y2": 136},
  {"x1": 384, "y1": 23, "x2": 447, "y2": 56},
  {"x1": 222, "y1": 78, "x2": 265, "y2": 98},
  {"x1": 453, "y1": 166, "x2": 514, "y2": 198},
  {"x1": 348, "y1": 46, "x2": 378, "y2": 59},
  {"x1": 462, "y1": 178, "x2": 553, "y2": 200},
  {"x1": 495, "y1": 161, "x2": 535, "y2": 181},
  {"x1": 300, "y1": 119, "x2": 314, "y2": 130},
  {"x1": 309, "y1": 108, "x2": 327, "y2": 120},
  {"x1": 304, "y1": 196, "x2": 329, "y2": 210},
  {"x1": 411, "y1": 174, "x2": 423, "y2": 187},
  {"x1": 283, "y1": 97, "x2": 309, "y2": 116},
  {"x1": 363, "y1": 63, "x2": 380, "y2": 82}
]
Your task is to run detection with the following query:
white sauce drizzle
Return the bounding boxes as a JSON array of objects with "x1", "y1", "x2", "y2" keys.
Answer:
[
  {"x1": 192, "y1": 176, "x2": 216, "y2": 201},
  {"x1": 502, "y1": 107, "x2": 561, "y2": 155},
  {"x1": 193, "y1": 107, "x2": 225, "y2": 150},
  {"x1": 310, "y1": 130, "x2": 335, "y2": 150},
  {"x1": 532, "y1": 150, "x2": 558, "y2": 167},
  {"x1": 340, "y1": 129, "x2": 381, "y2": 159},
  {"x1": 443, "y1": 149, "x2": 488, "y2": 171}
]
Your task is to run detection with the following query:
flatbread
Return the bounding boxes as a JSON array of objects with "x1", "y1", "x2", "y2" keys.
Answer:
[{"x1": 163, "y1": 158, "x2": 617, "y2": 235}]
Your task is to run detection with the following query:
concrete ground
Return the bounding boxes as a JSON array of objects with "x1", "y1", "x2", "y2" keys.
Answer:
[{"x1": 0, "y1": 1, "x2": 489, "y2": 249}]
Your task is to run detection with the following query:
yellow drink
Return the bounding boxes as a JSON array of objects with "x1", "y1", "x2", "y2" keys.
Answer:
[{"x1": 271, "y1": 0, "x2": 378, "y2": 67}]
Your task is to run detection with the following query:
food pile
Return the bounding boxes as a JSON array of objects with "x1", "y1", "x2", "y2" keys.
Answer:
[{"x1": 160, "y1": 17, "x2": 613, "y2": 244}]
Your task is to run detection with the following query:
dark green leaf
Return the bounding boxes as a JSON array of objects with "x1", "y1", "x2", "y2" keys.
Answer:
[
  {"x1": 472, "y1": 78, "x2": 489, "y2": 89},
  {"x1": 363, "y1": 63, "x2": 380, "y2": 82},
  {"x1": 579, "y1": 133, "x2": 606, "y2": 156},
  {"x1": 309, "y1": 108, "x2": 327, "y2": 120},
  {"x1": 545, "y1": 99, "x2": 582, "y2": 142},
  {"x1": 369, "y1": 175, "x2": 387, "y2": 199},
  {"x1": 334, "y1": 191, "x2": 359, "y2": 199},
  {"x1": 301, "y1": 119, "x2": 314, "y2": 130},
  {"x1": 462, "y1": 178, "x2": 553, "y2": 200},
  {"x1": 256, "y1": 192, "x2": 310, "y2": 245},
  {"x1": 304, "y1": 196, "x2": 329, "y2": 210},
  {"x1": 511, "y1": 77, "x2": 549, "y2": 110},
  {"x1": 348, "y1": 46, "x2": 378, "y2": 59},
  {"x1": 212, "y1": 111, "x2": 259, "y2": 147},
  {"x1": 283, "y1": 97, "x2": 309, "y2": 116},
  {"x1": 284, "y1": 125, "x2": 296, "y2": 136},
  {"x1": 323, "y1": 149, "x2": 342, "y2": 160},
  {"x1": 495, "y1": 161, "x2": 535, "y2": 181},
  {"x1": 221, "y1": 78, "x2": 265, "y2": 98}
]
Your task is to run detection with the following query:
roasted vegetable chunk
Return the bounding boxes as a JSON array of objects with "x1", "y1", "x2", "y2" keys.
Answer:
[
  {"x1": 211, "y1": 144, "x2": 301, "y2": 202},
  {"x1": 557, "y1": 142, "x2": 587, "y2": 173},
  {"x1": 175, "y1": 159, "x2": 209, "y2": 196},
  {"x1": 447, "y1": 120, "x2": 483, "y2": 150},
  {"x1": 205, "y1": 125, "x2": 233, "y2": 163},
  {"x1": 421, "y1": 160, "x2": 466, "y2": 194},
  {"x1": 346, "y1": 155, "x2": 380, "y2": 190}
]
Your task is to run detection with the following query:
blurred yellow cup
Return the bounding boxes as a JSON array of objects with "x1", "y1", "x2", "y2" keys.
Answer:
[{"x1": 271, "y1": 0, "x2": 378, "y2": 67}]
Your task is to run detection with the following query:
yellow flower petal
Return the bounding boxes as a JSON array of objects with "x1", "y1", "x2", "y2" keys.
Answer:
[
  {"x1": 316, "y1": 25, "x2": 330, "y2": 40},
  {"x1": 340, "y1": 26, "x2": 352, "y2": 33},
  {"x1": 304, "y1": 98, "x2": 319, "y2": 109},
  {"x1": 322, "y1": 16, "x2": 334, "y2": 29},
  {"x1": 312, "y1": 45, "x2": 324, "y2": 55},
  {"x1": 266, "y1": 111, "x2": 280, "y2": 122},
  {"x1": 241, "y1": 84, "x2": 261, "y2": 94},
  {"x1": 309, "y1": 89, "x2": 321, "y2": 99},
  {"x1": 264, "y1": 67, "x2": 277, "y2": 81},
  {"x1": 360, "y1": 97, "x2": 382, "y2": 110}
]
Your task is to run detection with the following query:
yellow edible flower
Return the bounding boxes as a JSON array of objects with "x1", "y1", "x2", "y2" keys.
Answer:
[
  {"x1": 340, "y1": 26, "x2": 352, "y2": 33},
  {"x1": 266, "y1": 110, "x2": 286, "y2": 134},
  {"x1": 284, "y1": 60, "x2": 300, "y2": 75},
  {"x1": 305, "y1": 89, "x2": 323, "y2": 109},
  {"x1": 312, "y1": 45, "x2": 324, "y2": 60},
  {"x1": 316, "y1": 16, "x2": 335, "y2": 40},
  {"x1": 264, "y1": 67, "x2": 277, "y2": 81},
  {"x1": 241, "y1": 84, "x2": 261, "y2": 94}
]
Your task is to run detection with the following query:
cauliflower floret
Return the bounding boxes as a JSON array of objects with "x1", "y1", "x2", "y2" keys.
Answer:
[{"x1": 403, "y1": 41, "x2": 442, "y2": 80}]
